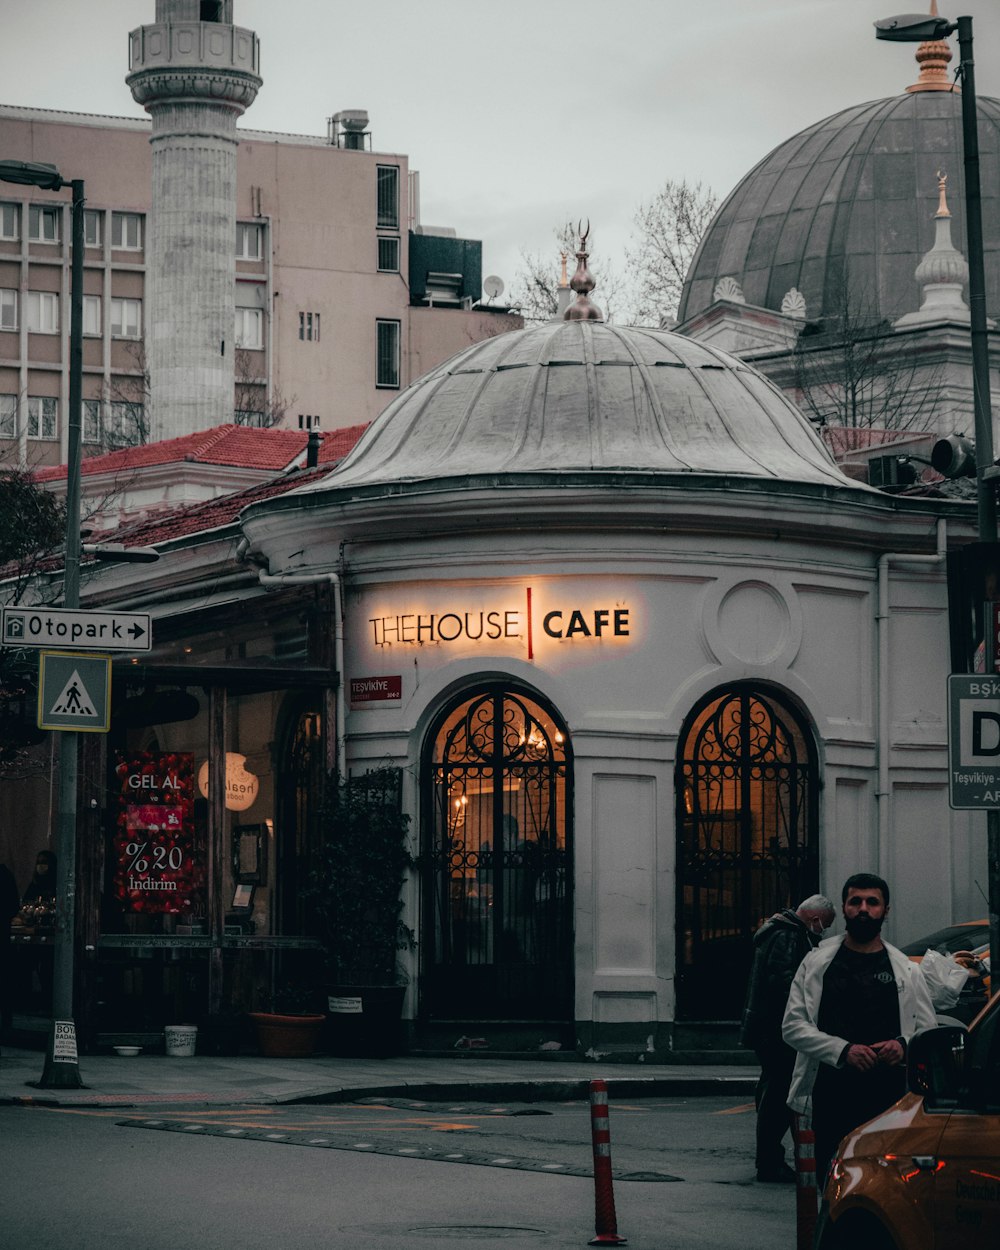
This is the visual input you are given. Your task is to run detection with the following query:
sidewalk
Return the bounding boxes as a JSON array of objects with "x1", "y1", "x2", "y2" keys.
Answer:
[{"x1": 0, "y1": 1045, "x2": 758, "y2": 1109}]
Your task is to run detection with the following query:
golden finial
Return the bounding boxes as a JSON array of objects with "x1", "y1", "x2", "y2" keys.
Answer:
[
  {"x1": 935, "y1": 170, "x2": 950, "y2": 218},
  {"x1": 906, "y1": 0, "x2": 955, "y2": 93},
  {"x1": 563, "y1": 219, "x2": 604, "y2": 322}
]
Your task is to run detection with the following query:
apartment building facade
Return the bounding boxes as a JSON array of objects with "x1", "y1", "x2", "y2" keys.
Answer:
[{"x1": 0, "y1": 104, "x2": 518, "y2": 468}]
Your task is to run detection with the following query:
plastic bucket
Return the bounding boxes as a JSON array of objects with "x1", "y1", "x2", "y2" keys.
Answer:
[{"x1": 164, "y1": 1024, "x2": 198, "y2": 1057}]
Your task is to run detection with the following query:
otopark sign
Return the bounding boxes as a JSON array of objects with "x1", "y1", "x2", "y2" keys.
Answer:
[
  {"x1": 947, "y1": 675, "x2": 1000, "y2": 808},
  {"x1": 2, "y1": 606, "x2": 152, "y2": 652}
]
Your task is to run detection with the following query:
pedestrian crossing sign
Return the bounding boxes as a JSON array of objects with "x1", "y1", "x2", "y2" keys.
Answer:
[{"x1": 38, "y1": 650, "x2": 112, "y2": 732}]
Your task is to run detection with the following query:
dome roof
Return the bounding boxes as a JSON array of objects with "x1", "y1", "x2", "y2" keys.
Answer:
[
  {"x1": 294, "y1": 321, "x2": 858, "y2": 494},
  {"x1": 677, "y1": 90, "x2": 1000, "y2": 326}
]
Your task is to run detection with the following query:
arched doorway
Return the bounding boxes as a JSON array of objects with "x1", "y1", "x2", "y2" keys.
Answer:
[
  {"x1": 675, "y1": 684, "x2": 819, "y2": 1022},
  {"x1": 422, "y1": 684, "x2": 573, "y2": 1025}
]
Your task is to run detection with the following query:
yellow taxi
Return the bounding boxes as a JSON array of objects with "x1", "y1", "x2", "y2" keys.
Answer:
[{"x1": 816, "y1": 991, "x2": 1000, "y2": 1250}]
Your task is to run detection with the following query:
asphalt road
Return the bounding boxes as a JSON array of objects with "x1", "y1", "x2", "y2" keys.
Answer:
[{"x1": 1, "y1": 1095, "x2": 798, "y2": 1249}]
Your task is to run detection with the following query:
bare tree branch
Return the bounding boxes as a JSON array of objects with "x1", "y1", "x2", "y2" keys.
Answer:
[
  {"x1": 625, "y1": 179, "x2": 718, "y2": 325},
  {"x1": 793, "y1": 276, "x2": 944, "y2": 432}
]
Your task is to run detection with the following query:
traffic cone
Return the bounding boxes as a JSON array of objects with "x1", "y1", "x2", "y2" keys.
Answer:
[
  {"x1": 588, "y1": 1079, "x2": 627, "y2": 1246},
  {"x1": 31, "y1": 1018, "x2": 85, "y2": 1089},
  {"x1": 792, "y1": 1113, "x2": 817, "y2": 1250}
]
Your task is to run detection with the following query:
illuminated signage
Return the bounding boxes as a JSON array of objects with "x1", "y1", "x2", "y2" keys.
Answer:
[{"x1": 367, "y1": 586, "x2": 631, "y2": 658}]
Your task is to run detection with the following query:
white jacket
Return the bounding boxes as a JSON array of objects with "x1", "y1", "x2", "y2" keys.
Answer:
[{"x1": 781, "y1": 933, "x2": 937, "y2": 1116}]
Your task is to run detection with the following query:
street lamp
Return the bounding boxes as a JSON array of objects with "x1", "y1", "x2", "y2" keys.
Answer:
[
  {"x1": 875, "y1": 13, "x2": 1000, "y2": 991},
  {"x1": 0, "y1": 158, "x2": 85, "y2": 1086}
]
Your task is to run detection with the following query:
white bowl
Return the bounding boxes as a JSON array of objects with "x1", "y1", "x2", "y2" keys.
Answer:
[{"x1": 113, "y1": 1045, "x2": 141, "y2": 1057}]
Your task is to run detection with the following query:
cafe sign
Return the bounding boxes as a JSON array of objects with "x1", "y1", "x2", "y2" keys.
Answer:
[{"x1": 366, "y1": 585, "x2": 633, "y2": 660}]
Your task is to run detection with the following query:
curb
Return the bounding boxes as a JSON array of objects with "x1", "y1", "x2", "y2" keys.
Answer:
[{"x1": 1, "y1": 1073, "x2": 758, "y2": 1109}]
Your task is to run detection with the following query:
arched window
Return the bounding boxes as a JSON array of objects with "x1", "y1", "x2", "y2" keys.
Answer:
[
  {"x1": 675, "y1": 684, "x2": 819, "y2": 1022},
  {"x1": 422, "y1": 684, "x2": 572, "y2": 1025}
]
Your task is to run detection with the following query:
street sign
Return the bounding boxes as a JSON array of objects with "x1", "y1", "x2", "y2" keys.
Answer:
[
  {"x1": 3, "y1": 606, "x2": 151, "y2": 652},
  {"x1": 38, "y1": 651, "x2": 111, "y2": 732},
  {"x1": 947, "y1": 674, "x2": 1000, "y2": 808}
]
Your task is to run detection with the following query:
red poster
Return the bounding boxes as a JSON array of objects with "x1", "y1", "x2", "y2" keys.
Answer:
[{"x1": 113, "y1": 751, "x2": 199, "y2": 914}]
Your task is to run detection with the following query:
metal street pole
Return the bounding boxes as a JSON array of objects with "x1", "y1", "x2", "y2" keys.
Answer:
[
  {"x1": 956, "y1": 15, "x2": 1000, "y2": 998},
  {"x1": 48, "y1": 179, "x2": 85, "y2": 1084},
  {"x1": 0, "y1": 161, "x2": 86, "y2": 1085},
  {"x1": 876, "y1": 14, "x2": 999, "y2": 990}
]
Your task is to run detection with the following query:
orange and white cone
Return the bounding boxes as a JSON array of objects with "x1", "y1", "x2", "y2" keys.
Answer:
[
  {"x1": 588, "y1": 1079, "x2": 627, "y2": 1246},
  {"x1": 792, "y1": 1113, "x2": 818, "y2": 1250}
]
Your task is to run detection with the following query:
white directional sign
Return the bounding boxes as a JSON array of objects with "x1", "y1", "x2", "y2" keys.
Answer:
[
  {"x1": 2, "y1": 606, "x2": 151, "y2": 653},
  {"x1": 948, "y1": 674, "x2": 1000, "y2": 809},
  {"x1": 38, "y1": 651, "x2": 111, "y2": 732}
]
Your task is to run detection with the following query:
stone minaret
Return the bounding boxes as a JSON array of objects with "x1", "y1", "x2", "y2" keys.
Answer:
[{"x1": 126, "y1": 1, "x2": 261, "y2": 441}]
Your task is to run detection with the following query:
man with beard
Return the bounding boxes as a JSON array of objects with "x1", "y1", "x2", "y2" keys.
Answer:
[{"x1": 782, "y1": 873, "x2": 937, "y2": 1188}]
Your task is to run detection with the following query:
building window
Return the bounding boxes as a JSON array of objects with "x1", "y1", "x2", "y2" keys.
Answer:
[
  {"x1": 298, "y1": 311, "x2": 320, "y2": 342},
  {"x1": 0, "y1": 394, "x2": 16, "y2": 438},
  {"x1": 111, "y1": 212, "x2": 143, "y2": 251},
  {"x1": 108, "y1": 401, "x2": 144, "y2": 446},
  {"x1": 0, "y1": 289, "x2": 17, "y2": 331},
  {"x1": 27, "y1": 396, "x2": 58, "y2": 440},
  {"x1": 84, "y1": 210, "x2": 102, "y2": 248},
  {"x1": 236, "y1": 222, "x2": 263, "y2": 260},
  {"x1": 235, "y1": 409, "x2": 268, "y2": 428},
  {"x1": 0, "y1": 202, "x2": 19, "y2": 241},
  {"x1": 28, "y1": 205, "x2": 60, "y2": 243},
  {"x1": 377, "y1": 236, "x2": 400, "y2": 273},
  {"x1": 83, "y1": 295, "x2": 101, "y2": 337},
  {"x1": 110, "y1": 297, "x2": 142, "y2": 339},
  {"x1": 376, "y1": 165, "x2": 399, "y2": 229},
  {"x1": 376, "y1": 319, "x2": 400, "y2": 389},
  {"x1": 83, "y1": 399, "x2": 103, "y2": 444},
  {"x1": 27, "y1": 291, "x2": 59, "y2": 334},
  {"x1": 235, "y1": 307, "x2": 263, "y2": 350},
  {"x1": 297, "y1": 413, "x2": 321, "y2": 430}
]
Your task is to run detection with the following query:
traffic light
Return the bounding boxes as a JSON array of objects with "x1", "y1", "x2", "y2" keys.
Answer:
[{"x1": 947, "y1": 542, "x2": 1000, "y2": 672}]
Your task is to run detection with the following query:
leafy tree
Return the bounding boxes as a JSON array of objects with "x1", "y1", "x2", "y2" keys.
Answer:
[
  {"x1": 0, "y1": 463, "x2": 66, "y2": 769},
  {"x1": 0, "y1": 464, "x2": 66, "y2": 586}
]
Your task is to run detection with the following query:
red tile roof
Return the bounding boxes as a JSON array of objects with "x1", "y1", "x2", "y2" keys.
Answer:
[
  {"x1": 107, "y1": 468, "x2": 331, "y2": 547},
  {"x1": 33, "y1": 422, "x2": 368, "y2": 481}
]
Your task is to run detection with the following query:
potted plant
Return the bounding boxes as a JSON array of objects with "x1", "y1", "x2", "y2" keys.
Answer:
[
  {"x1": 307, "y1": 767, "x2": 415, "y2": 1057},
  {"x1": 248, "y1": 982, "x2": 325, "y2": 1058}
]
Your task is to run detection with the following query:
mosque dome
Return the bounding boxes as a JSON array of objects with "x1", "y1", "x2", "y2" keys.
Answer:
[
  {"x1": 293, "y1": 319, "x2": 858, "y2": 495},
  {"x1": 677, "y1": 83, "x2": 1000, "y2": 327}
]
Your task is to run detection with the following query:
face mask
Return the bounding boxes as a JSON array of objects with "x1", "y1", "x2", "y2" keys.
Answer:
[{"x1": 845, "y1": 913, "x2": 884, "y2": 943}]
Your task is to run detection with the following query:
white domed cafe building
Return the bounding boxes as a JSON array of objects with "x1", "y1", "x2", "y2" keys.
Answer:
[{"x1": 240, "y1": 261, "x2": 976, "y2": 1056}]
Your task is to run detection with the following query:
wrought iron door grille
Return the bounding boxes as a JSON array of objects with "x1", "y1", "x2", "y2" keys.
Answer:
[
  {"x1": 423, "y1": 687, "x2": 572, "y2": 1021},
  {"x1": 676, "y1": 685, "x2": 818, "y2": 1021}
]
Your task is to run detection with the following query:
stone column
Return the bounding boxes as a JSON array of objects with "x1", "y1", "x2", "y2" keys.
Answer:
[{"x1": 127, "y1": 11, "x2": 261, "y2": 441}]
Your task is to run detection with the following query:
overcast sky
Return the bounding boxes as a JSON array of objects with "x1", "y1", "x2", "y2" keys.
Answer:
[{"x1": 3, "y1": 1, "x2": 999, "y2": 294}]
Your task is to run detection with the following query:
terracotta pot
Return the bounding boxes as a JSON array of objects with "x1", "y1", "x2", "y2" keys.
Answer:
[{"x1": 248, "y1": 1011, "x2": 324, "y2": 1058}]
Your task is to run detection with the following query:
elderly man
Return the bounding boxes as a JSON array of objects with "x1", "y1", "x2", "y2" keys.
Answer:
[
  {"x1": 739, "y1": 893, "x2": 836, "y2": 1182},
  {"x1": 782, "y1": 873, "x2": 937, "y2": 1189}
]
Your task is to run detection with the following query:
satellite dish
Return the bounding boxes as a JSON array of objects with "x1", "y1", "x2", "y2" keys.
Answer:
[{"x1": 483, "y1": 275, "x2": 505, "y2": 301}]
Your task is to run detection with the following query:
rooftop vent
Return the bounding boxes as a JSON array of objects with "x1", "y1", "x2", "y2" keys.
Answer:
[{"x1": 328, "y1": 110, "x2": 370, "y2": 151}]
